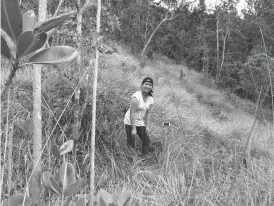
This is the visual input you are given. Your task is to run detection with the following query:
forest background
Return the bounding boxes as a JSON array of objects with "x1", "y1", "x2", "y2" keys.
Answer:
[{"x1": 17, "y1": 0, "x2": 274, "y2": 107}]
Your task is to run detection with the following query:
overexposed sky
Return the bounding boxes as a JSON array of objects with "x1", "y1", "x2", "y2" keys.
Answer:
[
  {"x1": 155, "y1": 0, "x2": 248, "y2": 15},
  {"x1": 205, "y1": 0, "x2": 248, "y2": 12}
]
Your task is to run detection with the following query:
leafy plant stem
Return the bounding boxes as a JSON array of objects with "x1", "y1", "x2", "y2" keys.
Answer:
[{"x1": 61, "y1": 194, "x2": 64, "y2": 206}]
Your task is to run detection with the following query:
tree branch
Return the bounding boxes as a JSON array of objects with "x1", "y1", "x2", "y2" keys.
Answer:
[
  {"x1": 140, "y1": 10, "x2": 180, "y2": 59},
  {"x1": 54, "y1": 0, "x2": 65, "y2": 16},
  {"x1": 81, "y1": 0, "x2": 95, "y2": 13},
  {"x1": 140, "y1": 18, "x2": 166, "y2": 59}
]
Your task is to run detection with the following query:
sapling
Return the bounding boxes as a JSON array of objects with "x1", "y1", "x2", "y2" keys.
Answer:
[
  {"x1": 96, "y1": 188, "x2": 133, "y2": 206},
  {"x1": 73, "y1": 188, "x2": 133, "y2": 206},
  {"x1": 42, "y1": 140, "x2": 88, "y2": 205},
  {"x1": 1, "y1": 0, "x2": 79, "y2": 204},
  {"x1": 2, "y1": 195, "x2": 33, "y2": 206},
  {"x1": 1, "y1": 0, "x2": 79, "y2": 96}
]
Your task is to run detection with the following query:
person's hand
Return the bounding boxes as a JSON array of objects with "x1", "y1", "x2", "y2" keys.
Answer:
[
  {"x1": 131, "y1": 127, "x2": 137, "y2": 136},
  {"x1": 145, "y1": 128, "x2": 149, "y2": 136}
]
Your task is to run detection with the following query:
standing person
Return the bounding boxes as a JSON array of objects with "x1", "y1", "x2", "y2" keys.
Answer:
[{"x1": 124, "y1": 77, "x2": 154, "y2": 155}]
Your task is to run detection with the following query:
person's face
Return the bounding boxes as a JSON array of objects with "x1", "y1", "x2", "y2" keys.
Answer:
[{"x1": 142, "y1": 81, "x2": 153, "y2": 94}]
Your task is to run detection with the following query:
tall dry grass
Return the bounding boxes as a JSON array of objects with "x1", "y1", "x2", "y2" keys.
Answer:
[{"x1": 0, "y1": 43, "x2": 273, "y2": 205}]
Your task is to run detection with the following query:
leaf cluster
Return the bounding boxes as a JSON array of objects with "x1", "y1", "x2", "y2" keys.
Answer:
[{"x1": 1, "y1": 0, "x2": 79, "y2": 95}]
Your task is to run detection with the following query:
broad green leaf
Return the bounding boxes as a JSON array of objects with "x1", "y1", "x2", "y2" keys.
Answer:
[
  {"x1": 1, "y1": 0, "x2": 22, "y2": 42},
  {"x1": 117, "y1": 189, "x2": 132, "y2": 206},
  {"x1": 51, "y1": 144, "x2": 60, "y2": 159},
  {"x1": 96, "y1": 189, "x2": 114, "y2": 206},
  {"x1": 33, "y1": 11, "x2": 75, "y2": 34},
  {"x1": 16, "y1": 31, "x2": 47, "y2": 58},
  {"x1": 15, "y1": 118, "x2": 33, "y2": 134},
  {"x1": 42, "y1": 172, "x2": 62, "y2": 196},
  {"x1": 59, "y1": 140, "x2": 74, "y2": 155},
  {"x1": 59, "y1": 161, "x2": 75, "y2": 189},
  {"x1": 63, "y1": 179, "x2": 88, "y2": 198},
  {"x1": 3, "y1": 194, "x2": 32, "y2": 206},
  {"x1": 25, "y1": 46, "x2": 78, "y2": 65},
  {"x1": 1, "y1": 36, "x2": 11, "y2": 59},
  {"x1": 22, "y1": 10, "x2": 37, "y2": 32}
]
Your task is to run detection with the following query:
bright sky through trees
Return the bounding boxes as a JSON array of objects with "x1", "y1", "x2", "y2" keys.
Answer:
[
  {"x1": 155, "y1": 0, "x2": 248, "y2": 15},
  {"x1": 205, "y1": 0, "x2": 247, "y2": 12}
]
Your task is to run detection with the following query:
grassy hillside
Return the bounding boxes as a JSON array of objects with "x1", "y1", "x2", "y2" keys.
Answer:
[{"x1": 1, "y1": 43, "x2": 273, "y2": 205}]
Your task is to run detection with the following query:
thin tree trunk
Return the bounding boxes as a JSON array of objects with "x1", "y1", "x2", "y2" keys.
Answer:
[
  {"x1": 7, "y1": 130, "x2": 13, "y2": 206},
  {"x1": 31, "y1": 0, "x2": 47, "y2": 204},
  {"x1": 140, "y1": 18, "x2": 166, "y2": 59},
  {"x1": 72, "y1": 0, "x2": 82, "y2": 171},
  {"x1": 90, "y1": 0, "x2": 101, "y2": 205},
  {"x1": 216, "y1": 17, "x2": 219, "y2": 80},
  {"x1": 74, "y1": 0, "x2": 82, "y2": 141},
  {"x1": 32, "y1": 64, "x2": 43, "y2": 205},
  {"x1": 217, "y1": 31, "x2": 229, "y2": 82},
  {"x1": 203, "y1": 46, "x2": 209, "y2": 79},
  {"x1": 73, "y1": 0, "x2": 92, "y2": 169},
  {"x1": 0, "y1": 51, "x2": 2, "y2": 205},
  {"x1": 6, "y1": 89, "x2": 11, "y2": 206}
]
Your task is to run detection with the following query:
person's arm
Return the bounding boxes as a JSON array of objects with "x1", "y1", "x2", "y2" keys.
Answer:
[
  {"x1": 130, "y1": 97, "x2": 138, "y2": 135},
  {"x1": 145, "y1": 104, "x2": 153, "y2": 132}
]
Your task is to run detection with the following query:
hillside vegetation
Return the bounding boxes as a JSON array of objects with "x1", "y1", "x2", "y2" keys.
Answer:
[{"x1": 1, "y1": 43, "x2": 273, "y2": 205}]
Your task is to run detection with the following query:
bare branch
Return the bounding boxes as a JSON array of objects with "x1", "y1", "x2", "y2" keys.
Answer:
[
  {"x1": 54, "y1": 0, "x2": 65, "y2": 16},
  {"x1": 166, "y1": 13, "x2": 181, "y2": 21},
  {"x1": 256, "y1": 51, "x2": 274, "y2": 61},
  {"x1": 81, "y1": 0, "x2": 96, "y2": 13}
]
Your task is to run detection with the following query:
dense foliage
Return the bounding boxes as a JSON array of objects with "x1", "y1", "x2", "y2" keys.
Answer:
[
  {"x1": 109, "y1": 0, "x2": 274, "y2": 105},
  {"x1": 20, "y1": 0, "x2": 274, "y2": 103}
]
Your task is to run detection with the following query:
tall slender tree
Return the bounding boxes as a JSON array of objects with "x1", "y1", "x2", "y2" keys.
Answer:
[
  {"x1": 31, "y1": 0, "x2": 47, "y2": 204},
  {"x1": 215, "y1": 0, "x2": 239, "y2": 81},
  {"x1": 73, "y1": 0, "x2": 92, "y2": 169},
  {"x1": 90, "y1": 1, "x2": 101, "y2": 205},
  {"x1": 140, "y1": 0, "x2": 180, "y2": 61}
]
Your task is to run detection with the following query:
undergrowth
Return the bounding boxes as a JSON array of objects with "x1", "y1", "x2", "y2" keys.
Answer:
[{"x1": 1, "y1": 44, "x2": 274, "y2": 205}]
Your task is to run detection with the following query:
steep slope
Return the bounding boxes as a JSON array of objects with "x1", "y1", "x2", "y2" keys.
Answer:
[
  {"x1": 1, "y1": 43, "x2": 273, "y2": 205},
  {"x1": 98, "y1": 47, "x2": 273, "y2": 205},
  {"x1": 105, "y1": 46, "x2": 272, "y2": 151}
]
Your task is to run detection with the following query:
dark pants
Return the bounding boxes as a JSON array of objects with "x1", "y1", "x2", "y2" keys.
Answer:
[{"x1": 125, "y1": 124, "x2": 150, "y2": 155}]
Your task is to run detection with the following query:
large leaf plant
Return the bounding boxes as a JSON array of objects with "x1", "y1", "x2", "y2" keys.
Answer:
[{"x1": 1, "y1": 0, "x2": 79, "y2": 96}]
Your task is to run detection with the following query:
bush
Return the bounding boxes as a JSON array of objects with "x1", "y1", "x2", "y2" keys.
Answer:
[{"x1": 238, "y1": 54, "x2": 274, "y2": 102}]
